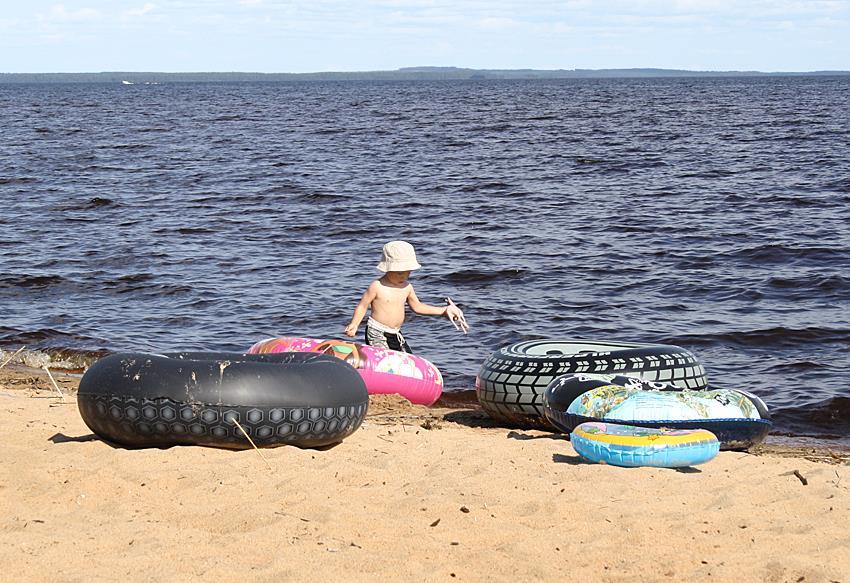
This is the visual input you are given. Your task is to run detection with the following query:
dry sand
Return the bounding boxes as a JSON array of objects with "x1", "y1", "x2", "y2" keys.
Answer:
[{"x1": 1, "y1": 365, "x2": 848, "y2": 582}]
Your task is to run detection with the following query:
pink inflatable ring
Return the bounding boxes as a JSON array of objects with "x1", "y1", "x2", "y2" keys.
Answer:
[{"x1": 248, "y1": 337, "x2": 443, "y2": 406}]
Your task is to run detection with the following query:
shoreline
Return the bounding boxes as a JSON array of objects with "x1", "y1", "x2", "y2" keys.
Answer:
[
  {"x1": 4, "y1": 344, "x2": 848, "y2": 451},
  {"x1": 1, "y1": 364, "x2": 848, "y2": 580},
  {"x1": 2, "y1": 363, "x2": 848, "y2": 460}
]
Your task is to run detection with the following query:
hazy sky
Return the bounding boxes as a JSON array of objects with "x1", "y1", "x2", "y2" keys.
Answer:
[{"x1": 3, "y1": 1, "x2": 849, "y2": 73}]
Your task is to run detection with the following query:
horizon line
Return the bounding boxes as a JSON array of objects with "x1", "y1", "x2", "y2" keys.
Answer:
[{"x1": 3, "y1": 66, "x2": 850, "y2": 75}]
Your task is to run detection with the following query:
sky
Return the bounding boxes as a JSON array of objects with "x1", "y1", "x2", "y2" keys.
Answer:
[{"x1": 2, "y1": 1, "x2": 849, "y2": 73}]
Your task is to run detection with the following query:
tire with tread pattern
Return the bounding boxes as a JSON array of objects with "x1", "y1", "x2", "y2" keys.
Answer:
[
  {"x1": 476, "y1": 339, "x2": 707, "y2": 429},
  {"x1": 78, "y1": 351, "x2": 368, "y2": 449}
]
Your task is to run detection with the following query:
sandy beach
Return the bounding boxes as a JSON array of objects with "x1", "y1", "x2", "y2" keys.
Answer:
[{"x1": 1, "y1": 364, "x2": 848, "y2": 582}]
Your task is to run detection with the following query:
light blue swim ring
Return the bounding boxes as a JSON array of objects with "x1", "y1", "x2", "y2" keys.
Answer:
[{"x1": 570, "y1": 422, "x2": 720, "y2": 468}]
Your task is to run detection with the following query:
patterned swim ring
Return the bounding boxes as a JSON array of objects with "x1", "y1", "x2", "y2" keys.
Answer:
[
  {"x1": 570, "y1": 422, "x2": 720, "y2": 468},
  {"x1": 543, "y1": 373, "x2": 772, "y2": 451},
  {"x1": 248, "y1": 337, "x2": 443, "y2": 406}
]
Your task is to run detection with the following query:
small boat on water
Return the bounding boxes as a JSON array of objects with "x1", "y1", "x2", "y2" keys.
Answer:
[{"x1": 121, "y1": 80, "x2": 134, "y2": 85}]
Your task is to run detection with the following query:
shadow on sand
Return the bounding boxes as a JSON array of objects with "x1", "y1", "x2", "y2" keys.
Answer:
[{"x1": 48, "y1": 432, "x2": 99, "y2": 444}]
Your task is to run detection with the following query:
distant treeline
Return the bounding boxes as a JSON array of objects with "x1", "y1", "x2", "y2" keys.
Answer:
[{"x1": 2, "y1": 67, "x2": 849, "y2": 84}]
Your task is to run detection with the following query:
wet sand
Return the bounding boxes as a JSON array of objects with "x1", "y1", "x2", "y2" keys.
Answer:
[{"x1": 1, "y1": 365, "x2": 848, "y2": 582}]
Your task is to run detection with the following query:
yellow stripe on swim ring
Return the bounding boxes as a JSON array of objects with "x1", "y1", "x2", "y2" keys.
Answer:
[{"x1": 572, "y1": 424, "x2": 717, "y2": 447}]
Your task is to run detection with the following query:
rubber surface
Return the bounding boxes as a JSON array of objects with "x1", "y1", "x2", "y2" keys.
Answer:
[
  {"x1": 77, "y1": 352, "x2": 369, "y2": 449},
  {"x1": 570, "y1": 422, "x2": 720, "y2": 467},
  {"x1": 476, "y1": 339, "x2": 708, "y2": 429}
]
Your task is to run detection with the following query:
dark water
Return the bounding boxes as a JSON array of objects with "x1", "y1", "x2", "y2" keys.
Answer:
[{"x1": 2, "y1": 78, "x2": 849, "y2": 447}]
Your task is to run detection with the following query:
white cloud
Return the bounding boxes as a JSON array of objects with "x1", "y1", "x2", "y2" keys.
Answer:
[
  {"x1": 239, "y1": 0, "x2": 264, "y2": 5},
  {"x1": 43, "y1": 4, "x2": 100, "y2": 22},
  {"x1": 0, "y1": 17, "x2": 22, "y2": 30},
  {"x1": 654, "y1": 0, "x2": 849, "y2": 18},
  {"x1": 126, "y1": 3, "x2": 157, "y2": 18},
  {"x1": 383, "y1": 9, "x2": 459, "y2": 26},
  {"x1": 476, "y1": 16, "x2": 520, "y2": 29}
]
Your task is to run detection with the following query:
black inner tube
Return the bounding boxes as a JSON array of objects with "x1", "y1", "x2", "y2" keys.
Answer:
[{"x1": 77, "y1": 351, "x2": 369, "y2": 449}]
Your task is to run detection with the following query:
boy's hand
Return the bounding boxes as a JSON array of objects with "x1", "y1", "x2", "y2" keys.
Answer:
[
  {"x1": 344, "y1": 323, "x2": 357, "y2": 337},
  {"x1": 444, "y1": 298, "x2": 469, "y2": 334}
]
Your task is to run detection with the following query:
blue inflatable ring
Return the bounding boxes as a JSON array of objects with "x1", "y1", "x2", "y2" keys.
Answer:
[
  {"x1": 544, "y1": 373, "x2": 772, "y2": 450},
  {"x1": 570, "y1": 422, "x2": 720, "y2": 468}
]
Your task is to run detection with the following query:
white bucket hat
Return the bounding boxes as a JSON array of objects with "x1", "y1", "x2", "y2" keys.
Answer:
[{"x1": 376, "y1": 240, "x2": 421, "y2": 272}]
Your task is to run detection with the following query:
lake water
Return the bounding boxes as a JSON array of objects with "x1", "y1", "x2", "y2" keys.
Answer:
[{"x1": 1, "y1": 77, "x2": 848, "y2": 447}]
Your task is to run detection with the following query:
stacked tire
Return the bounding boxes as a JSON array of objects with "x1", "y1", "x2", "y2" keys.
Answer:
[{"x1": 476, "y1": 339, "x2": 707, "y2": 429}]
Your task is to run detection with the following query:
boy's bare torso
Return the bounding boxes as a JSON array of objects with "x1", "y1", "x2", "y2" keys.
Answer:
[{"x1": 370, "y1": 278, "x2": 412, "y2": 329}]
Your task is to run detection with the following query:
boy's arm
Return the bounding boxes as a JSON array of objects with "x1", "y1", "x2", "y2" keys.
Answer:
[
  {"x1": 344, "y1": 283, "x2": 378, "y2": 336},
  {"x1": 408, "y1": 287, "x2": 468, "y2": 332},
  {"x1": 407, "y1": 286, "x2": 449, "y2": 316}
]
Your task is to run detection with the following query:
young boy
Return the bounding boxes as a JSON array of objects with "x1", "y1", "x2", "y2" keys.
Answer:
[{"x1": 343, "y1": 240, "x2": 466, "y2": 353}]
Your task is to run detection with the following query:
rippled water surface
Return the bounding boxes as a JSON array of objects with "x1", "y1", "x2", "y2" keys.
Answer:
[{"x1": 2, "y1": 78, "x2": 849, "y2": 445}]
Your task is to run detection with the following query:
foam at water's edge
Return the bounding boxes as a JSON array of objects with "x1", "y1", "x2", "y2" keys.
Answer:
[{"x1": 0, "y1": 347, "x2": 107, "y2": 373}]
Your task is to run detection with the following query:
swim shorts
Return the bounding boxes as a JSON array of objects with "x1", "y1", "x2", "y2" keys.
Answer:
[{"x1": 364, "y1": 317, "x2": 412, "y2": 353}]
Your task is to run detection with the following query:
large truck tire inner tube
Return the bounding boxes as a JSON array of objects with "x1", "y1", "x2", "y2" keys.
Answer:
[
  {"x1": 476, "y1": 339, "x2": 707, "y2": 429},
  {"x1": 77, "y1": 351, "x2": 369, "y2": 449}
]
